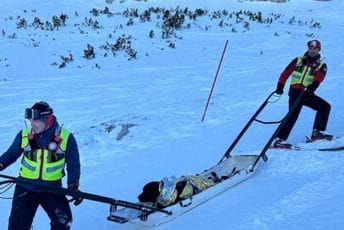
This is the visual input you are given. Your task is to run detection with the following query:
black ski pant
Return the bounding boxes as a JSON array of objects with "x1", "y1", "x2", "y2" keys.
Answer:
[
  {"x1": 276, "y1": 89, "x2": 331, "y2": 141},
  {"x1": 8, "y1": 184, "x2": 72, "y2": 230}
]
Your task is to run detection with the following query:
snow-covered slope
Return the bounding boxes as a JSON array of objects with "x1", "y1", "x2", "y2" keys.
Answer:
[{"x1": 0, "y1": 0, "x2": 343, "y2": 229}]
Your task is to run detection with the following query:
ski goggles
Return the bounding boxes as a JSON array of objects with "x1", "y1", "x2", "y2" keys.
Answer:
[{"x1": 25, "y1": 108, "x2": 52, "y2": 119}]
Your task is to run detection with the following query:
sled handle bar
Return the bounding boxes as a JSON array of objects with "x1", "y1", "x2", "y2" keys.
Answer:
[
  {"x1": 0, "y1": 174, "x2": 172, "y2": 215},
  {"x1": 250, "y1": 91, "x2": 305, "y2": 171},
  {"x1": 219, "y1": 91, "x2": 277, "y2": 163}
]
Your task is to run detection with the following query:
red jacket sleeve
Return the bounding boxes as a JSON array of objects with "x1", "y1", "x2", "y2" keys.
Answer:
[
  {"x1": 313, "y1": 63, "x2": 327, "y2": 83},
  {"x1": 278, "y1": 57, "x2": 298, "y2": 85}
]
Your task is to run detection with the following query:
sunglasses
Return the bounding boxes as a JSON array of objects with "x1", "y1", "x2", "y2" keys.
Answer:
[{"x1": 25, "y1": 108, "x2": 52, "y2": 119}]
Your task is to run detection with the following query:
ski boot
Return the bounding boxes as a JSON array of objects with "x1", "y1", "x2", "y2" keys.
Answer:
[
  {"x1": 271, "y1": 137, "x2": 293, "y2": 149},
  {"x1": 309, "y1": 129, "x2": 333, "y2": 142}
]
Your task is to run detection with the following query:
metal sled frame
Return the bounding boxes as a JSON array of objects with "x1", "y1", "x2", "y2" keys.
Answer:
[
  {"x1": 108, "y1": 155, "x2": 260, "y2": 226},
  {"x1": 0, "y1": 174, "x2": 171, "y2": 218},
  {"x1": 219, "y1": 91, "x2": 305, "y2": 170}
]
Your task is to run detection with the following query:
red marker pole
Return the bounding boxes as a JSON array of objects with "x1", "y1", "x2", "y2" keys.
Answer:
[{"x1": 201, "y1": 40, "x2": 229, "y2": 122}]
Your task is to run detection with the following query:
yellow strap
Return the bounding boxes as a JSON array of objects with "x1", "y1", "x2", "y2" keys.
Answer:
[{"x1": 21, "y1": 128, "x2": 31, "y2": 148}]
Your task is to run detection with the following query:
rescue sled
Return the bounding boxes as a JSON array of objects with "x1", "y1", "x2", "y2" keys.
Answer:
[
  {"x1": 108, "y1": 154, "x2": 260, "y2": 226},
  {"x1": 107, "y1": 91, "x2": 309, "y2": 226}
]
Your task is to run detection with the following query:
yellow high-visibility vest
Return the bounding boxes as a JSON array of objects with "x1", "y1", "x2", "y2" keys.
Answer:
[
  {"x1": 19, "y1": 127, "x2": 70, "y2": 181},
  {"x1": 291, "y1": 56, "x2": 324, "y2": 87}
]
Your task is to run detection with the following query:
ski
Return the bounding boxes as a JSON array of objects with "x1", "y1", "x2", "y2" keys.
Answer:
[
  {"x1": 270, "y1": 145, "x2": 344, "y2": 152},
  {"x1": 269, "y1": 135, "x2": 343, "y2": 152},
  {"x1": 269, "y1": 144, "x2": 300, "y2": 151},
  {"x1": 317, "y1": 146, "x2": 344, "y2": 152}
]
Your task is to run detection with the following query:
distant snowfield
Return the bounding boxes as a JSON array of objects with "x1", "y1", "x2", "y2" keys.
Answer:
[{"x1": 1, "y1": 0, "x2": 343, "y2": 229}]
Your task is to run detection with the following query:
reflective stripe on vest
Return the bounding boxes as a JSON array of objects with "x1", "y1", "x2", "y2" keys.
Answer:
[
  {"x1": 290, "y1": 57, "x2": 324, "y2": 87},
  {"x1": 19, "y1": 127, "x2": 70, "y2": 181}
]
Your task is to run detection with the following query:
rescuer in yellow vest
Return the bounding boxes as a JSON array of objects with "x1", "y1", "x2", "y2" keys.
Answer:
[
  {"x1": 0, "y1": 101, "x2": 81, "y2": 230},
  {"x1": 272, "y1": 40, "x2": 333, "y2": 149}
]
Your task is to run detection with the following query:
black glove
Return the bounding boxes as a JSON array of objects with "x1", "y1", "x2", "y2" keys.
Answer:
[
  {"x1": 68, "y1": 182, "x2": 83, "y2": 206},
  {"x1": 275, "y1": 83, "x2": 284, "y2": 95},
  {"x1": 306, "y1": 81, "x2": 320, "y2": 92}
]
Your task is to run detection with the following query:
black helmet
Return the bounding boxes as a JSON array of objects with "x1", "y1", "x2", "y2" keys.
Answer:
[{"x1": 25, "y1": 101, "x2": 53, "y2": 120}]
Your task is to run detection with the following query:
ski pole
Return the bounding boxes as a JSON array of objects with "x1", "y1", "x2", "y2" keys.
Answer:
[{"x1": 201, "y1": 40, "x2": 229, "y2": 122}]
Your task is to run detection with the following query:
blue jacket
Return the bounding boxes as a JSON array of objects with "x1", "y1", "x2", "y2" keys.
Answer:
[{"x1": 0, "y1": 116, "x2": 81, "y2": 191}]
